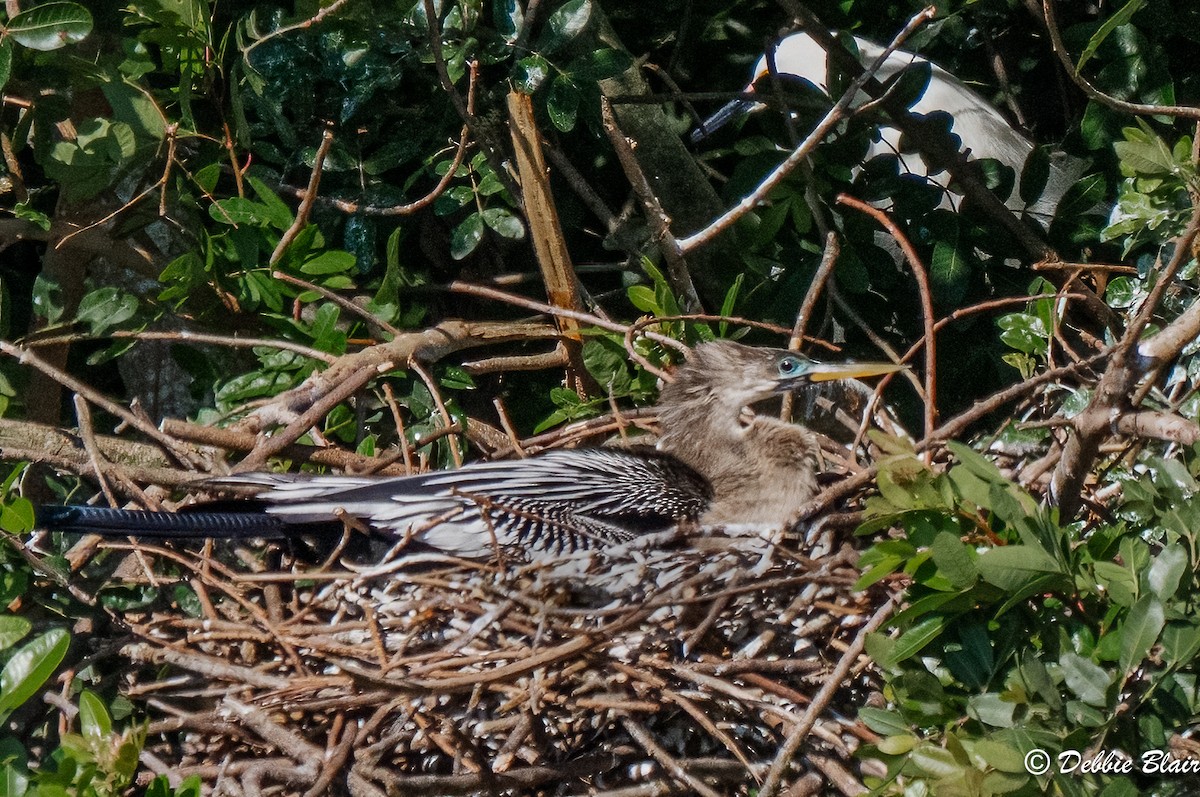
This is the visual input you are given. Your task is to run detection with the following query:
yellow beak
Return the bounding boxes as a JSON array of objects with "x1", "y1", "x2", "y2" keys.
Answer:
[{"x1": 804, "y1": 360, "x2": 906, "y2": 383}]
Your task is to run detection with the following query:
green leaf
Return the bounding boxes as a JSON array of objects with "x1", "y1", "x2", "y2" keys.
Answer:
[
  {"x1": 885, "y1": 615, "x2": 947, "y2": 666},
  {"x1": 299, "y1": 250, "x2": 357, "y2": 275},
  {"x1": 967, "y1": 693, "x2": 1015, "y2": 728},
  {"x1": 1077, "y1": 0, "x2": 1147, "y2": 71},
  {"x1": 889, "y1": 62, "x2": 932, "y2": 110},
  {"x1": 540, "y1": 0, "x2": 591, "y2": 53},
  {"x1": 910, "y1": 742, "x2": 963, "y2": 778},
  {"x1": 0, "y1": 39, "x2": 12, "y2": 92},
  {"x1": 450, "y1": 212, "x2": 485, "y2": 260},
  {"x1": 76, "y1": 287, "x2": 138, "y2": 334},
  {"x1": 977, "y1": 545, "x2": 1062, "y2": 591},
  {"x1": 209, "y1": 196, "x2": 271, "y2": 225},
  {"x1": 569, "y1": 48, "x2": 633, "y2": 81},
  {"x1": 930, "y1": 531, "x2": 978, "y2": 588},
  {"x1": 546, "y1": 75, "x2": 580, "y2": 132},
  {"x1": 931, "y1": 240, "x2": 969, "y2": 304},
  {"x1": 513, "y1": 54, "x2": 551, "y2": 93},
  {"x1": 1118, "y1": 596, "x2": 1164, "y2": 673},
  {"x1": 996, "y1": 313, "x2": 1048, "y2": 356},
  {"x1": 858, "y1": 707, "x2": 909, "y2": 736},
  {"x1": 947, "y1": 441, "x2": 1005, "y2": 483},
  {"x1": 971, "y1": 739, "x2": 1028, "y2": 773},
  {"x1": 1105, "y1": 276, "x2": 1135, "y2": 308},
  {"x1": 493, "y1": 0, "x2": 524, "y2": 43},
  {"x1": 0, "y1": 499, "x2": 34, "y2": 533},
  {"x1": 6, "y1": 2, "x2": 92, "y2": 51},
  {"x1": 246, "y1": 175, "x2": 295, "y2": 231},
  {"x1": 14, "y1": 202, "x2": 50, "y2": 231},
  {"x1": 439, "y1": 365, "x2": 476, "y2": 390},
  {"x1": 78, "y1": 689, "x2": 112, "y2": 739},
  {"x1": 626, "y1": 284, "x2": 658, "y2": 314},
  {"x1": 0, "y1": 616, "x2": 30, "y2": 651},
  {"x1": 1059, "y1": 652, "x2": 1112, "y2": 707},
  {"x1": 0, "y1": 760, "x2": 29, "y2": 797},
  {"x1": 1019, "y1": 147, "x2": 1051, "y2": 206},
  {"x1": 1146, "y1": 543, "x2": 1186, "y2": 600},
  {"x1": 0, "y1": 628, "x2": 69, "y2": 719},
  {"x1": 1094, "y1": 560, "x2": 1137, "y2": 606},
  {"x1": 481, "y1": 207, "x2": 525, "y2": 240},
  {"x1": 1161, "y1": 622, "x2": 1200, "y2": 667}
]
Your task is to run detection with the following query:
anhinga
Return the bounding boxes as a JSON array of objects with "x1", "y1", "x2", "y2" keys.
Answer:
[{"x1": 36, "y1": 341, "x2": 901, "y2": 558}]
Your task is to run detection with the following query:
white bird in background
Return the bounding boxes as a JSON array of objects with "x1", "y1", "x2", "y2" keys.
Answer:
[{"x1": 693, "y1": 31, "x2": 1086, "y2": 229}]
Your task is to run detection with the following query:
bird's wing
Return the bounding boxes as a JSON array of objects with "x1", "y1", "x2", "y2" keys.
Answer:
[{"x1": 216, "y1": 448, "x2": 712, "y2": 558}]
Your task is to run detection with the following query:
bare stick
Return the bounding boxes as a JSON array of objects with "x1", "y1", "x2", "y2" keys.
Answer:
[
  {"x1": 676, "y1": 8, "x2": 936, "y2": 254},
  {"x1": 0, "y1": 340, "x2": 208, "y2": 469},
  {"x1": 757, "y1": 596, "x2": 896, "y2": 797},
  {"x1": 837, "y1": 194, "x2": 937, "y2": 446},
  {"x1": 600, "y1": 96, "x2": 702, "y2": 312},
  {"x1": 1042, "y1": 0, "x2": 1200, "y2": 121},
  {"x1": 270, "y1": 126, "x2": 334, "y2": 266}
]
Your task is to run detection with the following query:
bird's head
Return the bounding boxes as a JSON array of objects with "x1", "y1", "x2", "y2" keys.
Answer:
[
  {"x1": 663, "y1": 340, "x2": 903, "y2": 410},
  {"x1": 690, "y1": 32, "x2": 829, "y2": 144}
]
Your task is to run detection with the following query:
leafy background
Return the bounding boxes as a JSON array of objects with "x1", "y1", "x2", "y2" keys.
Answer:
[{"x1": 0, "y1": 0, "x2": 1195, "y2": 794}]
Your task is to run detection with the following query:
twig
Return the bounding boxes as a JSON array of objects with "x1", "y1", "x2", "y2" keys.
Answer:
[
  {"x1": 271, "y1": 126, "x2": 335, "y2": 266},
  {"x1": 600, "y1": 96, "x2": 702, "y2": 312},
  {"x1": 1051, "y1": 205, "x2": 1200, "y2": 515},
  {"x1": 676, "y1": 8, "x2": 936, "y2": 254},
  {"x1": 242, "y1": 0, "x2": 353, "y2": 63},
  {"x1": 0, "y1": 339, "x2": 208, "y2": 470},
  {"x1": 272, "y1": 270, "x2": 402, "y2": 339},
  {"x1": 757, "y1": 597, "x2": 896, "y2": 797},
  {"x1": 620, "y1": 716, "x2": 725, "y2": 797},
  {"x1": 783, "y1": 231, "x2": 840, "y2": 420},
  {"x1": 1042, "y1": 0, "x2": 1200, "y2": 121},
  {"x1": 407, "y1": 357, "x2": 463, "y2": 468},
  {"x1": 836, "y1": 194, "x2": 937, "y2": 447},
  {"x1": 73, "y1": 395, "x2": 117, "y2": 508},
  {"x1": 25, "y1": 329, "x2": 337, "y2": 364}
]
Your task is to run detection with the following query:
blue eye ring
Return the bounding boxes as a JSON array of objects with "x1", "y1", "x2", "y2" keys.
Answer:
[{"x1": 778, "y1": 356, "x2": 801, "y2": 376}]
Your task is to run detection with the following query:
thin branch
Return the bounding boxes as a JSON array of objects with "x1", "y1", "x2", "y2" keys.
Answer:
[
  {"x1": 676, "y1": 8, "x2": 936, "y2": 254},
  {"x1": 407, "y1": 357, "x2": 463, "y2": 468},
  {"x1": 271, "y1": 126, "x2": 335, "y2": 266},
  {"x1": 836, "y1": 194, "x2": 937, "y2": 446},
  {"x1": 600, "y1": 96, "x2": 702, "y2": 312},
  {"x1": 758, "y1": 596, "x2": 896, "y2": 797},
  {"x1": 272, "y1": 270, "x2": 402, "y2": 339},
  {"x1": 25, "y1": 329, "x2": 337, "y2": 364},
  {"x1": 1042, "y1": 0, "x2": 1200, "y2": 121},
  {"x1": 0, "y1": 339, "x2": 208, "y2": 469}
]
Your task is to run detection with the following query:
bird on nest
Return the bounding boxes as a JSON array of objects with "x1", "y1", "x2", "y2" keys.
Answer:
[{"x1": 36, "y1": 341, "x2": 901, "y2": 559}]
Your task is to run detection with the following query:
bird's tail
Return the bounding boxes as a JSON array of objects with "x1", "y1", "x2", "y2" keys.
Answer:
[{"x1": 35, "y1": 505, "x2": 292, "y2": 539}]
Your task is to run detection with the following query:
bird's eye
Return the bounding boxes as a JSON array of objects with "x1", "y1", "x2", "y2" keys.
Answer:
[{"x1": 778, "y1": 356, "x2": 800, "y2": 376}]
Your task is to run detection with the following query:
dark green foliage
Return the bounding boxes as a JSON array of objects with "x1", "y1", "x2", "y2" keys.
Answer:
[{"x1": 0, "y1": 0, "x2": 1198, "y2": 789}]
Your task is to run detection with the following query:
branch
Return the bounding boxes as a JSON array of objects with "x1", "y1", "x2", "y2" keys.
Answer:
[
  {"x1": 676, "y1": 8, "x2": 937, "y2": 255},
  {"x1": 1042, "y1": 0, "x2": 1200, "y2": 121},
  {"x1": 1050, "y1": 206, "x2": 1200, "y2": 516}
]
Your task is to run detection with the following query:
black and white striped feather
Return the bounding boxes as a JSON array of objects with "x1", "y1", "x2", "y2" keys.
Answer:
[
  {"x1": 40, "y1": 448, "x2": 713, "y2": 559},
  {"x1": 218, "y1": 448, "x2": 711, "y2": 557}
]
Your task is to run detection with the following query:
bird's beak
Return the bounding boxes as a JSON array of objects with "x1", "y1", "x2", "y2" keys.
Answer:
[
  {"x1": 690, "y1": 95, "x2": 763, "y2": 144},
  {"x1": 803, "y1": 360, "x2": 906, "y2": 383}
]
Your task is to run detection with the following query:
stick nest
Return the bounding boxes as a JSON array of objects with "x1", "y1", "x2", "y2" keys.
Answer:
[{"x1": 85, "y1": 519, "x2": 894, "y2": 797}]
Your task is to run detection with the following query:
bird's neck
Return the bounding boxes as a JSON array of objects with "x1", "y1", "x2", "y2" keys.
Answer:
[
  {"x1": 656, "y1": 380, "x2": 820, "y2": 529},
  {"x1": 656, "y1": 380, "x2": 749, "y2": 463}
]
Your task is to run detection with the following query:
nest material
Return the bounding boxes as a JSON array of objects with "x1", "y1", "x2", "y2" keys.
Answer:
[{"x1": 97, "y1": 521, "x2": 895, "y2": 797}]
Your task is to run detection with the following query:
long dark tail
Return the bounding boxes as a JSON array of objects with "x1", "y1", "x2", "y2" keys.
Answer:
[{"x1": 35, "y1": 505, "x2": 292, "y2": 539}]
